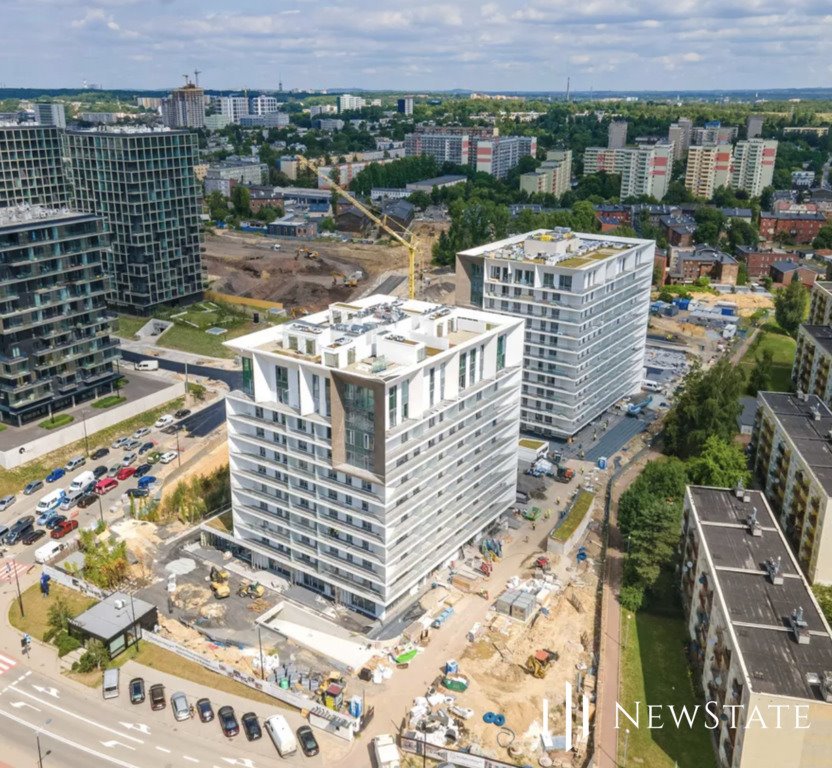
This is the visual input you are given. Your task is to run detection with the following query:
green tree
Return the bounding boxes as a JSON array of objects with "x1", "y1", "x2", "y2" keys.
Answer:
[
  {"x1": 736, "y1": 262, "x2": 748, "y2": 286},
  {"x1": 693, "y1": 207, "x2": 725, "y2": 244},
  {"x1": 205, "y1": 190, "x2": 229, "y2": 221},
  {"x1": 686, "y1": 435, "x2": 751, "y2": 487},
  {"x1": 44, "y1": 595, "x2": 74, "y2": 642},
  {"x1": 813, "y1": 225, "x2": 832, "y2": 250},
  {"x1": 618, "y1": 458, "x2": 688, "y2": 537},
  {"x1": 774, "y1": 279, "x2": 809, "y2": 336},
  {"x1": 747, "y1": 348, "x2": 774, "y2": 395},
  {"x1": 814, "y1": 585, "x2": 832, "y2": 624},
  {"x1": 726, "y1": 219, "x2": 759, "y2": 250},
  {"x1": 407, "y1": 190, "x2": 431, "y2": 210},
  {"x1": 230, "y1": 185, "x2": 251, "y2": 217}
]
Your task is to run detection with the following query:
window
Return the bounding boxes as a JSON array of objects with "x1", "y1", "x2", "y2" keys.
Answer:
[
  {"x1": 288, "y1": 336, "x2": 298, "y2": 351},
  {"x1": 388, "y1": 386, "x2": 397, "y2": 427},
  {"x1": 347, "y1": 347, "x2": 356, "y2": 365},
  {"x1": 241, "y1": 357, "x2": 254, "y2": 396},
  {"x1": 479, "y1": 344, "x2": 485, "y2": 380},
  {"x1": 275, "y1": 365, "x2": 289, "y2": 404},
  {"x1": 255, "y1": 406, "x2": 263, "y2": 419},
  {"x1": 458, "y1": 352, "x2": 467, "y2": 390},
  {"x1": 305, "y1": 339, "x2": 314, "y2": 355},
  {"x1": 312, "y1": 375, "x2": 321, "y2": 414},
  {"x1": 440, "y1": 364, "x2": 446, "y2": 400},
  {"x1": 543, "y1": 273, "x2": 554, "y2": 288},
  {"x1": 559, "y1": 275, "x2": 573, "y2": 291},
  {"x1": 324, "y1": 378, "x2": 331, "y2": 417},
  {"x1": 496, "y1": 335, "x2": 506, "y2": 370},
  {"x1": 401, "y1": 380, "x2": 409, "y2": 420},
  {"x1": 429, "y1": 367, "x2": 436, "y2": 407},
  {"x1": 468, "y1": 348, "x2": 476, "y2": 385}
]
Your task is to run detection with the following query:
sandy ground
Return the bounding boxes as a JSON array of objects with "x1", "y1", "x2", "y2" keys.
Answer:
[{"x1": 692, "y1": 290, "x2": 774, "y2": 316}]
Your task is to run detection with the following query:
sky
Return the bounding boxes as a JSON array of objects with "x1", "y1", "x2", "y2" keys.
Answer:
[{"x1": 3, "y1": 0, "x2": 832, "y2": 92}]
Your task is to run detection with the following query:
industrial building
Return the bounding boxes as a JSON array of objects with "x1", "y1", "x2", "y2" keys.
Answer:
[
  {"x1": 583, "y1": 142, "x2": 673, "y2": 201},
  {"x1": 455, "y1": 228, "x2": 654, "y2": 438},
  {"x1": 221, "y1": 295, "x2": 523, "y2": 620},
  {"x1": 0, "y1": 206, "x2": 120, "y2": 425},
  {"x1": 681, "y1": 485, "x2": 832, "y2": 768},
  {"x1": 0, "y1": 124, "x2": 69, "y2": 207},
  {"x1": 161, "y1": 84, "x2": 205, "y2": 129},
  {"x1": 65, "y1": 127, "x2": 204, "y2": 314},
  {"x1": 751, "y1": 392, "x2": 832, "y2": 585}
]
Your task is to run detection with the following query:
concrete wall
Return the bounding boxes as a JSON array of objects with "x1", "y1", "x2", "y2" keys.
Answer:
[
  {"x1": 0, "y1": 380, "x2": 184, "y2": 470},
  {"x1": 547, "y1": 498, "x2": 595, "y2": 556}
]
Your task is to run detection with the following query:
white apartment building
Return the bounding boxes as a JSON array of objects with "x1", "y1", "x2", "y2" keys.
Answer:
[
  {"x1": 583, "y1": 143, "x2": 673, "y2": 201},
  {"x1": 667, "y1": 117, "x2": 692, "y2": 160},
  {"x1": 731, "y1": 139, "x2": 777, "y2": 197},
  {"x1": 219, "y1": 96, "x2": 250, "y2": 123},
  {"x1": 685, "y1": 144, "x2": 733, "y2": 199},
  {"x1": 456, "y1": 229, "x2": 654, "y2": 438},
  {"x1": 251, "y1": 95, "x2": 279, "y2": 115},
  {"x1": 223, "y1": 296, "x2": 524, "y2": 620},
  {"x1": 337, "y1": 94, "x2": 366, "y2": 113},
  {"x1": 608, "y1": 120, "x2": 627, "y2": 148}
]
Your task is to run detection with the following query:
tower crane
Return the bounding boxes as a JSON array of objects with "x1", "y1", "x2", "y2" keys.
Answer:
[
  {"x1": 294, "y1": 155, "x2": 418, "y2": 300},
  {"x1": 194, "y1": 69, "x2": 202, "y2": 86}
]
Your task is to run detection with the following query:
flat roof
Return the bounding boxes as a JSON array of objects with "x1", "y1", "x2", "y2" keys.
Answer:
[
  {"x1": 0, "y1": 205, "x2": 97, "y2": 229},
  {"x1": 688, "y1": 486, "x2": 832, "y2": 701},
  {"x1": 69, "y1": 591, "x2": 156, "y2": 641}
]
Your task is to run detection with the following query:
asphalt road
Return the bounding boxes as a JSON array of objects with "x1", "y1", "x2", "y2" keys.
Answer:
[{"x1": 119, "y1": 350, "x2": 242, "y2": 389}]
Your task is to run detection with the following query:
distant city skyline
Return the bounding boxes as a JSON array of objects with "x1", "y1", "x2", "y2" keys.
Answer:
[{"x1": 3, "y1": 1, "x2": 831, "y2": 92}]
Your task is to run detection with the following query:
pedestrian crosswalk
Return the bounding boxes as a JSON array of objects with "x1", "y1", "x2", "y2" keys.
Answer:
[
  {"x1": 0, "y1": 653, "x2": 17, "y2": 676},
  {"x1": 0, "y1": 559, "x2": 27, "y2": 583}
]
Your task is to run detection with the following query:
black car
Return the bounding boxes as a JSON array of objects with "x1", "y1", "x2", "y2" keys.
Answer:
[
  {"x1": 296, "y1": 725, "x2": 320, "y2": 756},
  {"x1": 241, "y1": 712, "x2": 261, "y2": 741},
  {"x1": 126, "y1": 488, "x2": 148, "y2": 498},
  {"x1": 218, "y1": 706, "x2": 239, "y2": 737},
  {"x1": 77, "y1": 494, "x2": 98, "y2": 509},
  {"x1": 5, "y1": 516, "x2": 35, "y2": 545},
  {"x1": 149, "y1": 683, "x2": 166, "y2": 710},
  {"x1": 138, "y1": 442, "x2": 154, "y2": 455},
  {"x1": 21, "y1": 529, "x2": 46, "y2": 546},
  {"x1": 129, "y1": 677, "x2": 145, "y2": 704},
  {"x1": 45, "y1": 515, "x2": 66, "y2": 530},
  {"x1": 196, "y1": 697, "x2": 214, "y2": 722},
  {"x1": 93, "y1": 465, "x2": 108, "y2": 479},
  {"x1": 134, "y1": 463, "x2": 152, "y2": 478},
  {"x1": 174, "y1": 409, "x2": 191, "y2": 420},
  {"x1": 91, "y1": 447, "x2": 110, "y2": 461}
]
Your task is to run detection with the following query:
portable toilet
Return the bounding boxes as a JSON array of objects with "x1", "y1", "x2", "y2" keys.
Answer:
[{"x1": 597, "y1": 457, "x2": 608, "y2": 470}]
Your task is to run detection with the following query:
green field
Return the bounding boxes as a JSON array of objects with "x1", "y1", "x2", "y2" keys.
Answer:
[
  {"x1": 618, "y1": 608, "x2": 717, "y2": 768},
  {"x1": 739, "y1": 330, "x2": 796, "y2": 392},
  {"x1": 91, "y1": 395, "x2": 127, "y2": 409},
  {"x1": 156, "y1": 322, "x2": 254, "y2": 359},
  {"x1": 113, "y1": 314, "x2": 147, "y2": 339}
]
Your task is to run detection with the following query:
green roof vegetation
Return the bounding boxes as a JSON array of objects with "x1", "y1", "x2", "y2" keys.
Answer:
[
  {"x1": 552, "y1": 490, "x2": 595, "y2": 542},
  {"x1": 519, "y1": 438, "x2": 547, "y2": 449}
]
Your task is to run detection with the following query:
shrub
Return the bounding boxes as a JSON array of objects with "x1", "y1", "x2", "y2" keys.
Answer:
[
  {"x1": 55, "y1": 631, "x2": 82, "y2": 657},
  {"x1": 619, "y1": 583, "x2": 645, "y2": 612},
  {"x1": 72, "y1": 639, "x2": 108, "y2": 673}
]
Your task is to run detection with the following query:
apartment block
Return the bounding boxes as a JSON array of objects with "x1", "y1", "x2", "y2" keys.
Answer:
[
  {"x1": 473, "y1": 135, "x2": 537, "y2": 179},
  {"x1": 519, "y1": 149, "x2": 571, "y2": 197},
  {"x1": 747, "y1": 114, "x2": 764, "y2": 139},
  {"x1": 685, "y1": 144, "x2": 733, "y2": 199},
  {"x1": 456, "y1": 229, "x2": 654, "y2": 438},
  {"x1": 667, "y1": 117, "x2": 692, "y2": 160},
  {"x1": 203, "y1": 114, "x2": 231, "y2": 131},
  {"x1": 397, "y1": 96, "x2": 414, "y2": 116},
  {"x1": 751, "y1": 391, "x2": 832, "y2": 584},
  {"x1": 404, "y1": 130, "x2": 468, "y2": 166},
  {"x1": 808, "y1": 281, "x2": 832, "y2": 325},
  {"x1": 0, "y1": 206, "x2": 119, "y2": 425},
  {"x1": 583, "y1": 143, "x2": 673, "y2": 200},
  {"x1": 337, "y1": 95, "x2": 366, "y2": 113},
  {"x1": 608, "y1": 120, "x2": 627, "y2": 149},
  {"x1": 793, "y1": 326, "x2": 832, "y2": 407},
  {"x1": 250, "y1": 95, "x2": 279, "y2": 116},
  {"x1": 0, "y1": 124, "x2": 69, "y2": 207},
  {"x1": 219, "y1": 96, "x2": 250, "y2": 124},
  {"x1": 161, "y1": 84, "x2": 205, "y2": 129},
  {"x1": 65, "y1": 128, "x2": 204, "y2": 313},
  {"x1": 204, "y1": 160, "x2": 267, "y2": 195},
  {"x1": 680, "y1": 485, "x2": 832, "y2": 768},
  {"x1": 239, "y1": 113, "x2": 289, "y2": 129},
  {"x1": 731, "y1": 139, "x2": 777, "y2": 197},
  {"x1": 222, "y1": 295, "x2": 524, "y2": 619},
  {"x1": 692, "y1": 124, "x2": 739, "y2": 145},
  {"x1": 34, "y1": 103, "x2": 66, "y2": 129}
]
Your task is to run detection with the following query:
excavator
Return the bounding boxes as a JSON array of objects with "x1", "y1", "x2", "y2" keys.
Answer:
[
  {"x1": 209, "y1": 566, "x2": 230, "y2": 599},
  {"x1": 237, "y1": 580, "x2": 265, "y2": 599},
  {"x1": 524, "y1": 649, "x2": 558, "y2": 678}
]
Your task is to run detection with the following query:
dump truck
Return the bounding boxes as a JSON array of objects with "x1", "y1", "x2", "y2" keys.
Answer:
[{"x1": 525, "y1": 649, "x2": 558, "y2": 678}]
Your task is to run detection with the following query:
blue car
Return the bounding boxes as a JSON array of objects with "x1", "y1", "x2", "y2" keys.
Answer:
[
  {"x1": 45, "y1": 468, "x2": 65, "y2": 483},
  {"x1": 134, "y1": 463, "x2": 152, "y2": 478},
  {"x1": 137, "y1": 476, "x2": 156, "y2": 489},
  {"x1": 36, "y1": 509, "x2": 60, "y2": 527}
]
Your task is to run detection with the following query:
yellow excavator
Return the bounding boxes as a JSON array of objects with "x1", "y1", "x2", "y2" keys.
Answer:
[
  {"x1": 525, "y1": 649, "x2": 558, "y2": 678},
  {"x1": 237, "y1": 580, "x2": 265, "y2": 599},
  {"x1": 209, "y1": 566, "x2": 230, "y2": 599}
]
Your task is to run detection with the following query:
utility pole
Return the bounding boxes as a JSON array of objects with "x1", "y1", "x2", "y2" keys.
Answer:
[
  {"x1": 13, "y1": 559, "x2": 24, "y2": 618},
  {"x1": 81, "y1": 409, "x2": 89, "y2": 456},
  {"x1": 175, "y1": 429, "x2": 181, "y2": 468}
]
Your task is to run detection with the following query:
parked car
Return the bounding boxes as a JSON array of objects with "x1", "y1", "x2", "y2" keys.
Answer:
[
  {"x1": 129, "y1": 677, "x2": 145, "y2": 704},
  {"x1": 122, "y1": 453, "x2": 137, "y2": 467},
  {"x1": 77, "y1": 494, "x2": 98, "y2": 509},
  {"x1": 111, "y1": 436, "x2": 129, "y2": 449},
  {"x1": 116, "y1": 466, "x2": 136, "y2": 481},
  {"x1": 149, "y1": 683, "x2": 166, "y2": 710},
  {"x1": 6, "y1": 523, "x2": 35, "y2": 546},
  {"x1": 95, "y1": 478, "x2": 118, "y2": 495},
  {"x1": 154, "y1": 414, "x2": 175, "y2": 429},
  {"x1": 36, "y1": 509, "x2": 60, "y2": 527},
  {"x1": 174, "y1": 409, "x2": 192, "y2": 420},
  {"x1": 146, "y1": 451, "x2": 162, "y2": 464},
  {"x1": 122, "y1": 439, "x2": 141, "y2": 451},
  {"x1": 45, "y1": 468, "x2": 65, "y2": 483},
  {"x1": 93, "y1": 465, "x2": 108, "y2": 479},
  {"x1": 171, "y1": 691, "x2": 191, "y2": 722},
  {"x1": 138, "y1": 441, "x2": 154, "y2": 455},
  {"x1": 195, "y1": 698, "x2": 214, "y2": 722},
  {"x1": 137, "y1": 476, "x2": 156, "y2": 489},
  {"x1": 91, "y1": 447, "x2": 110, "y2": 461},
  {"x1": 241, "y1": 712, "x2": 262, "y2": 741},
  {"x1": 45, "y1": 515, "x2": 67, "y2": 530},
  {"x1": 126, "y1": 488, "x2": 148, "y2": 499},
  {"x1": 51, "y1": 519, "x2": 78, "y2": 539},
  {"x1": 132, "y1": 427, "x2": 151, "y2": 439},
  {"x1": 22, "y1": 529, "x2": 46, "y2": 546},
  {"x1": 218, "y1": 706, "x2": 239, "y2": 737},
  {"x1": 296, "y1": 725, "x2": 320, "y2": 757},
  {"x1": 106, "y1": 463, "x2": 122, "y2": 477},
  {"x1": 134, "y1": 463, "x2": 152, "y2": 478},
  {"x1": 159, "y1": 451, "x2": 178, "y2": 465},
  {"x1": 0, "y1": 495, "x2": 15, "y2": 512},
  {"x1": 23, "y1": 480, "x2": 44, "y2": 496},
  {"x1": 65, "y1": 456, "x2": 86, "y2": 471}
]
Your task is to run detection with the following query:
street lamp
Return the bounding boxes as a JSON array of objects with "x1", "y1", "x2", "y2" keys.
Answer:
[
  {"x1": 37, "y1": 718, "x2": 52, "y2": 768},
  {"x1": 12, "y1": 557, "x2": 24, "y2": 619},
  {"x1": 81, "y1": 409, "x2": 89, "y2": 457}
]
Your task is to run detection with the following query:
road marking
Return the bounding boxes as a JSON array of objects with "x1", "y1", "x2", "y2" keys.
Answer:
[
  {"x1": 0, "y1": 560, "x2": 28, "y2": 584},
  {"x1": 101, "y1": 740, "x2": 136, "y2": 751},
  {"x1": 31, "y1": 684, "x2": 60, "y2": 698},
  {"x1": 9, "y1": 701, "x2": 40, "y2": 711},
  {"x1": 156, "y1": 746, "x2": 171, "y2": 753},
  {"x1": 0, "y1": 653, "x2": 17, "y2": 676},
  {"x1": 0, "y1": 708, "x2": 141, "y2": 768},
  {"x1": 182, "y1": 757, "x2": 199, "y2": 763},
  {"x1": 8, "y1": 685, "x2": 144, "y2": 744},
  {"x1": 118, "y1": 721, "x2": 151, "y2": 734},
  {"x1": 221, "y1": 760, "x2": 256, "y2": 767}
]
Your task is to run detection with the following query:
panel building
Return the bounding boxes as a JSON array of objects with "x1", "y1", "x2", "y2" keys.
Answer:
[
  {"x1": 222, "y1": 295, "x2": 524, "y2": 619},
  {"x1": 65, "y1": 128, "x2": 204, "y2": 313},
  {"x1": 456, "y1": 229, "x2": 654, "y2": 438},
  {"x1": 397, "y1": 96, "x2": 414, "y2": 116},
  {"x1": 583, "y1": 142, "x2": 673, "y2": 200},
  {"x1": 161, "y1": 84, "x2": 205, "y2": 129},
  {"x1": 667, "y1": 117, "x2": 693, "y2": 160},
  {"x1": 519, "y1": 149, "x2": 572, "y2": 197},
  {"x1": 0, "y1": 206, "x2": 119, "y2": 425},
  {"x1": 685, "y1": 144, "x2": 733, "y2": 199},
  {"x1": 250, "y1": 95, "x2": 280, "y2": 116},
  {"x1": 681, "y1": 485, "x2": 832, "y2": 768},
  {"x1": 219, "y1": 96, "x2": 250, "y2": 124},
  {"x1": 34, "y1": 103, "x2": 66, "y2": 129},
  {"x1": 607, "y1": 120, "x2": 627, "y2": 149},
  {"x1": 0, "y1": 124, "x2": 69, "y2": 207},
  {"x1": 731, "y1": 139, "x2": 777, "y2": 197}
]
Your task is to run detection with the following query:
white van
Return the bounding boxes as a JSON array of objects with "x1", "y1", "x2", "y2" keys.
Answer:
[
  {"x1": 35, "y1": 541, "x2": 66, "y2": 564},
  {"x1": 102, "y1": 668, "x2": 119, "y2": 699},
  {"x1": 135, "y1": 360, "x2": 159, "y2": 371},
  {"x1": 264, "y1": 715, "x2": 298, "y2": 757},
  {"x1": 642, "y1": 379, "x2": 663, "y2": 393},
  {"x1": 69, "y1": 470, "x2": 95, "y2": 493},
  {"x1": 36, "y1": 489, "x2": 66, "y2": 514}
]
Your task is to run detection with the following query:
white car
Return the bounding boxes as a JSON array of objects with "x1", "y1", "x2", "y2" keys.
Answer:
[
  {"x1": 133, "y1": 427, "x2": 151, "y2": 439},
  {"x1": 159, "y1": 451, "x2": 178, "y2": 464},
  {"x1": 154, "y1": 415, "x2": 174, "y2": 429},
  {"x1": 122, "y1": 453, "x2": 138, "y2": 466}
]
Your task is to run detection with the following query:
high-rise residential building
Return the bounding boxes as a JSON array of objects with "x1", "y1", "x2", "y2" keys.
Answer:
[
  {"x1": 219, "y1": 96, "x2": 250, "y2": 124},
  {"x1": 136, "y1": 97, "x2": 163, "y2": 110},
  {"x1": 680, "y1": 485, "x2": 832, "y2": 768},
  {"x1": 65, "y1": 128, "x2": 204, "y2": 314},
  {"x1": 747, "y1": 114, "x2": 764, "y2": 139},
  {"x1": 0, "y1": 124, "x2": 69, "y2": 207},
  {"x1": 222, "y1": 295, "x2": 524, "y2": 619},
  {"x1": 667, "y1": 117, "x2": 692, "y2": 160},
  {"x1": 791, "y1": 282, "x2": 832, "y2": 407},
  {"x1": 456, "y1": 229, "x2": 654, "y2": 438},
  {"x1": 161, "y1": 84, "x2": 205, "y2": 129},
  {"x1": 692, "y1": 123, "x2": 739, "y2": 145},
  {"x1": 397, "y1": 96, "x2": 414, "y2": 116},
  {"x1": 607, "y1": 120, "x2": 628, "y2": 148},
  {"x1": 203, "y1": 114, "x2": 231, "y2": 131},
  {"x1": 583, "y1": 142, "x2": 673, "y2": 200},
  {"x1": 472, "y1": 135, "x2": 537, "y2": 179},
  {"x1": 0, "y1": 206, "x2": 119, "y2": 426},
  {"x1": 731, "y1": 138, "x2": 777, "y2": 197},
  {"x1": 684, "y1": 144, "x2": 733, "y2": 199},
  {"x1": 519, "y1": 149, "x2": 572, "y2": 197},
  {"x1": 34, "y1": 103, "x2": 66, "y2": 129},
  {"x1": 404, "y1": 130, "x2": 468, "y2": 166},
  {"x1": 309, "y1": 105, "x2": 338, "y2": 117},
  {"x1": 337, "y1": 94, "x2": 366, "y2": 113},
  {"x1": 250, "y1": 95, "x2": 280, "y2": 116}
]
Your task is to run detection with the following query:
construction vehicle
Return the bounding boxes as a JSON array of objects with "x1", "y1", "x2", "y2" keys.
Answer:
[
  {"x1": 295, "y1": 154, "x2": 418, "y2": 299},
  {"x1": 524, "y1": 649, "x2": 558, "y2": 678},
  {"x1": 237, "y1": 580, "x2": 265, "y2": 599},
  {"x1": 627, "y1": 395, "x2": 653, "y2": 417},
  {"x1": 556, "y1": 466, "x2": 575, "y2": 483},
  {"x1": 210, "y1": 566, "x2": 230, "y2": 599},
  {"x1": 534, "y1": 556, "x2": 551, "y2": 573}
]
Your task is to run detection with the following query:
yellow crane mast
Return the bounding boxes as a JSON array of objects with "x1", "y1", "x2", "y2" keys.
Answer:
[{"x1": 294, "y1": 155, "x2": 418, "y2": 299}]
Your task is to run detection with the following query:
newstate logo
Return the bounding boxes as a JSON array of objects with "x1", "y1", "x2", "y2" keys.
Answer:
[{"x1": 542, "y1": 683, "x2": 590, "y2": 750}]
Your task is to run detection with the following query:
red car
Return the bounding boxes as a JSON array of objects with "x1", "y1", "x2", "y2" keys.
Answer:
[
  {"x1": 95, "y1": 477, "x2": 118, "y2": 495},
  {"x1": 116, "y1": 466, "x2": 137, "y2": 481},
  {"x1": 51, "y1": 519, "x2": 78, "y2": 539}
]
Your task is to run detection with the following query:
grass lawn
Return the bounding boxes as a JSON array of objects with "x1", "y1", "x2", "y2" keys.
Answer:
[
  {"x1": 157, "y1": 321, "x2": 256, "y2": 359},
  {"x1": 0, "y1": 396, "x2": 184, "y2": 497},
  {"x1": 618, "y1": 608, "x2": 717, "y2": 768},
  {"x1": 39, "y1": 414, "x2": 74, "y2": 430},
  {"x1": 8, "y1": 583, "x2": 97, "y2": 641},
  {"x1": 114, "y1": 314, "x2": 148, "y2": 339},
  {"x1": 739, "y1": 330, "x2": 796, "y2": 392},
  {"x1": 91, "y1": 395, "x2": 127, "y2": 409}
]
